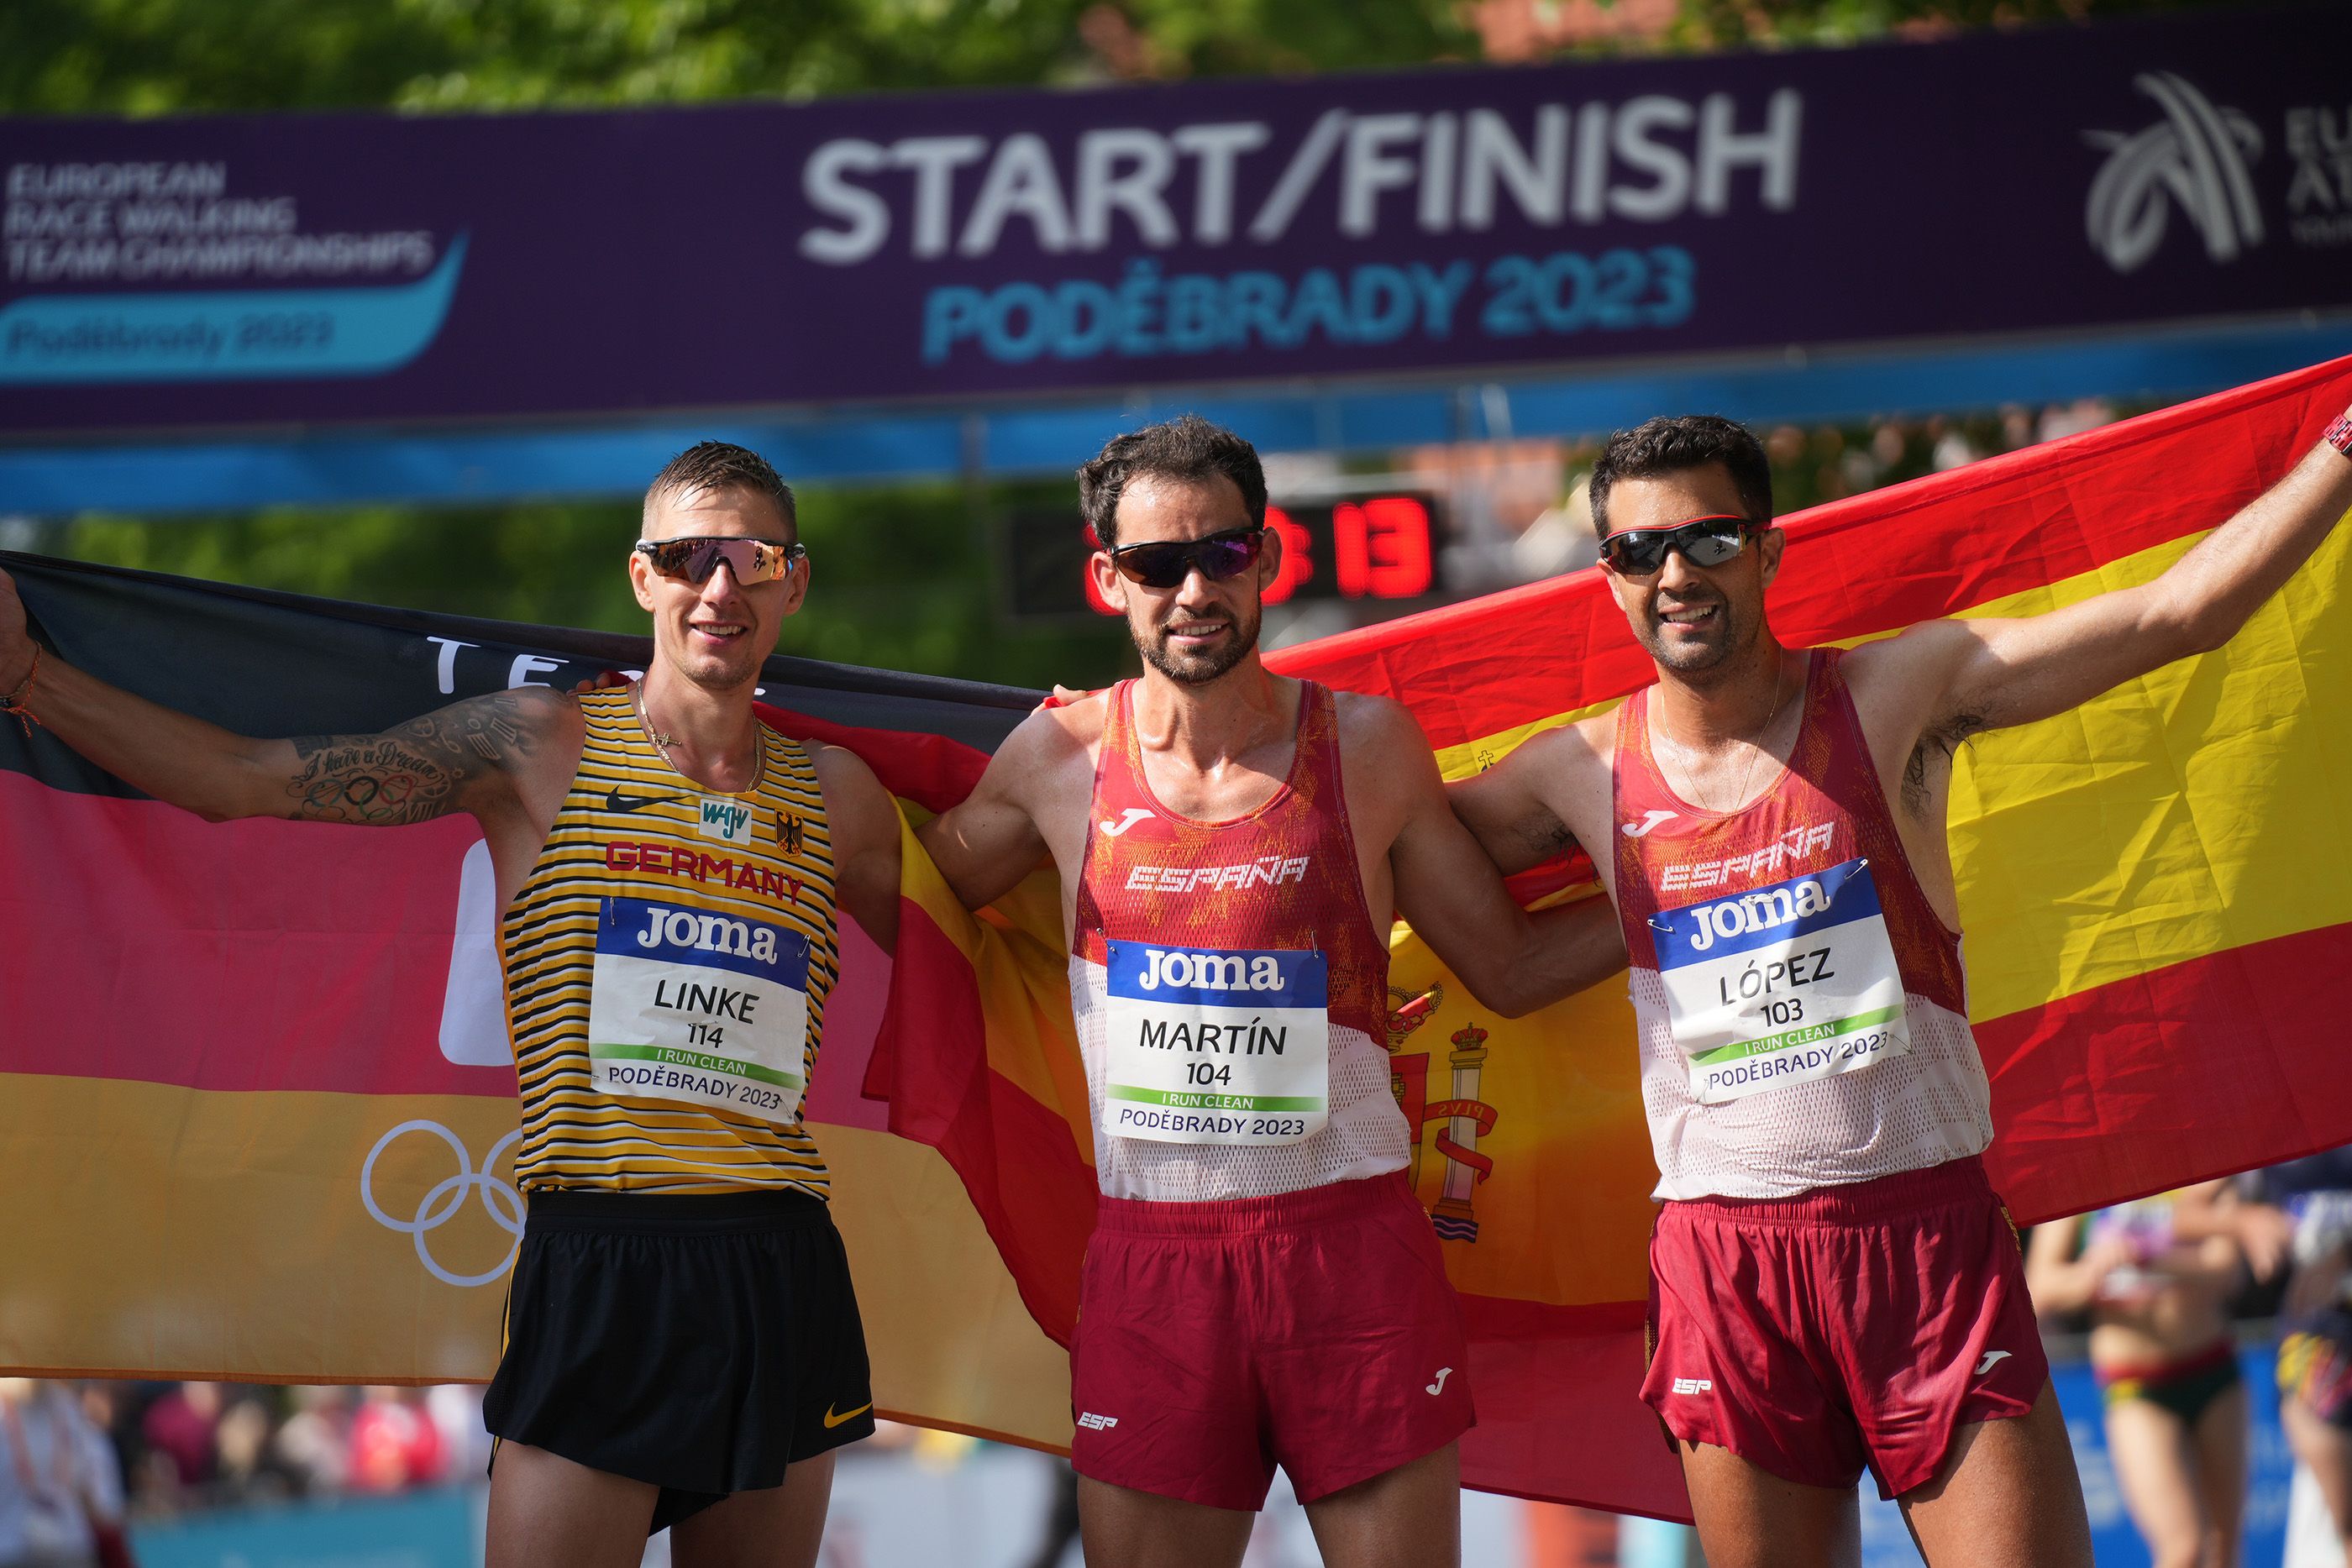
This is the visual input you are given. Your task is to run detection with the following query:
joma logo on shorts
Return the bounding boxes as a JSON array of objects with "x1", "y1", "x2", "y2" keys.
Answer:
[
  {"x1": 1685, "y1": 878, "x2": 1834, "y2": 953},
  {"x1": 1671, "y1": 1377, "x2": 1713, "y2": 1396},
  {"x1": 1137, "y1": 949, "x2": 1289, "y2": 992},
  {"x1": 1077, "y1": 1412, "x2": 1119, "y2": 1430},
  {"x1": 1125, "y1": 856, "x2": 1310, "y2": 894},
  {"x1": 634, "y1": 907, "x2": 781, "y2": 964}
]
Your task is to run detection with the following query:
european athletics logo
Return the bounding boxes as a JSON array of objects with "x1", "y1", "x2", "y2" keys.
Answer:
[{"x1": 2086, "y1": 71, "x2": 2264, "y2": 274}]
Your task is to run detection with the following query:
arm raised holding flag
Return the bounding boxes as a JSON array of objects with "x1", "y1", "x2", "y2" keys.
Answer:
[{"x1": 1448, "y1": 405, "x2": 2352, "y2": 1568}]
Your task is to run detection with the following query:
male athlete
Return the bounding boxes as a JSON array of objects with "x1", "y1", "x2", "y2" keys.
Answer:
[
  {"x1": 917, "y1": 415, "x2": 1625, "y2": 1568},
  {"x1": 0, "y1": 443, "x2": 900, "y2": 1568},
  {"x1": 1452, "y1": 408, "x2": 2352, "y2": 1567}
]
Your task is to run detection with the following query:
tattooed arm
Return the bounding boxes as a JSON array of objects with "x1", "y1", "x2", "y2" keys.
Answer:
[{"x1": 3, "y1": 620, "x2": 569, "y2": 829}]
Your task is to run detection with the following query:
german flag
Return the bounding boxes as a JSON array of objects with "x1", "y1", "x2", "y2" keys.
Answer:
[
  {"x1": 874, "y1": 353, "x2": 2352, "y2": 1518},
  {"x1": 0, "y1": 564, "x2": 1078, "y2": 1449}
]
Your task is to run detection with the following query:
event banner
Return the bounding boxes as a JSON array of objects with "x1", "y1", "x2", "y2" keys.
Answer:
[{"x1": 2, "y1": 4, "x2": 2346, "y2": 435}]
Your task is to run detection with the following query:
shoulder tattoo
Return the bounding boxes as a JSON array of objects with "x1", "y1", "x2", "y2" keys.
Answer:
[{"x1": 287, "y1": 691, "x2": 547, "y2": 825}]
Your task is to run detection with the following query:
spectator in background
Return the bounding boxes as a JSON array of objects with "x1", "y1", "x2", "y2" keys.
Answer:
[
  {"x1": 0, "y1": 1379, "x2": 127, "y2": 1568},
  {"x1": 2027, "y1": 1188, "x2": 2249, "y2": 1568},
  {"x1": 348, "y1": 1389, "x2": 444, "y2": 1494},
  {"x1": 2180, "y1": 1151, "x2": 2352, "y2": 1560},
  {"x1": 136, "y1": 1382, "x2": 219, "y2": 1494}
]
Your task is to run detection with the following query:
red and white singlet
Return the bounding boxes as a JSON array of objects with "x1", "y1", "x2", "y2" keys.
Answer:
[
  {"x1": 1612, "y1": 649, "x2": 1992, "y2": 1201},
  {"x1": 1070, "y1": 679, "x2": 1405, "y2": 1203}
]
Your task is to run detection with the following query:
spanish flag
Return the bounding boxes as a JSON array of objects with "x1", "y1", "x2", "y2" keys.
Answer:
[
  {"x1": 3, "y1": 354, "x2": 2348, "y2": 1521},
  {"x1": 870, "y1": 353, "x2": 2352, "y2": 1518}
]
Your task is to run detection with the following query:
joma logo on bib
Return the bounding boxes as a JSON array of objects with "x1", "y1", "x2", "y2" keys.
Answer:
[
  {"x1": 1684, "y1": 877, "x2": 1835, "y2": 954},
  {"x1": 634, "y1": 906, "x2": 784, "y2": 965},
  {"x1": 1103, "y1": 940, "x2": 1330, "y2": 1146},
  {"x1": 1135, "y1": 948, "x2": 1290, "y2": 993}
]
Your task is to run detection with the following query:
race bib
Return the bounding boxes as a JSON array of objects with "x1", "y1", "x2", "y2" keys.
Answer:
[
  {"x1": 1651, "y1": 857, "x2": 1911, "y2": 1106},
  {"x1": 1103, "y1": 941, "x2": 1328, "y2": 1146},
  {"x1": 586, "y1": 895, "x2": 810, "y2": 1124}
]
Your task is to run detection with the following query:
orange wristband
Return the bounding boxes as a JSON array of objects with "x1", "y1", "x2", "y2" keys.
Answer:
[{"x1": 0, "y1": 643, "x2": 42, "y2": 738}]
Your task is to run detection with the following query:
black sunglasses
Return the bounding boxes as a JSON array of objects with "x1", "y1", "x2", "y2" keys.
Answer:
[
  {"x1": 1599, "y1": 515, "x2": 1759, "y2": 577},
  {"x1": 1105, "y1": 527, "x2": 1268, "y2": 590},
  {"x1": 634, "y1": 537, "x2": 806, "y2": 585}
]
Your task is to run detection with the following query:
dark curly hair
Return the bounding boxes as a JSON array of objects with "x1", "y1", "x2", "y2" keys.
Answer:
[
  {"x1": 643, "y1": 441, "x2": 798, "y2": 541},
  {"x1": 1588, "y1": 415, "x2": 1772, "y2": 542},
  {"x1": 1077, "y1": 415, "x2": 1267, "y2": 549}
]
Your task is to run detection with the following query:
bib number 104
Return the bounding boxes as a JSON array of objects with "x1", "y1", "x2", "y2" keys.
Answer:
[{"x1": 1186, "y1": 1062, "x2": 1234, "y2": 1087}]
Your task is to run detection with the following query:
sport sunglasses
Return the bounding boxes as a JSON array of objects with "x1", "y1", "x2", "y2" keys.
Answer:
[
  {"x1": 1598, "y1": 514, "x2": 1760, "y2": 577},
  {"x1": 1105, "y1": 526, "x2": 1268, "y2": 589},
  {"x1": 634, "y1": 536, "x2": 806, "y2": 585}
]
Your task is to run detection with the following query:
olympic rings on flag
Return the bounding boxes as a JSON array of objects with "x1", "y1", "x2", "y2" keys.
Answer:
[{"x1": 360, "y1": 1120, "x2": 526, "y2": 1288}]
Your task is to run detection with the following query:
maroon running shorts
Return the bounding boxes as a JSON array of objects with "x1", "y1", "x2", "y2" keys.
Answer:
[
  {"x1": 1641, "y1": 1155, "x2": 2047, "y2": 1497},
  {"x1": 1068, "y1": 1170, "x2": 1474, "y2": 1511}
]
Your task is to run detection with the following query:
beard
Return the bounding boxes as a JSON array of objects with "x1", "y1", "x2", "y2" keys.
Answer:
[
  {"x1": 1137, "y1": 604, "x2": 1261, "y2": 686},
  {"x1": 1636, "y1": 595, "x2": 1748, "y2": 677}
]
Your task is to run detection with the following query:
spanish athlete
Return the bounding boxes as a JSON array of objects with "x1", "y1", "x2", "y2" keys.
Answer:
[
  {"x1": 0, "y1": 443, "x2": 902, "y2": 1568},
  {"x1": 1451, "y1": 408, "x2": 2352, "y2": 1568},
  {"x1": 916, "y1": 416, "x2": 1627, "y2": 1568}
]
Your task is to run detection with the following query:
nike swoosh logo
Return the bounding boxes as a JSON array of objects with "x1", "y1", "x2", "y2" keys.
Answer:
[
  {"x1": 606, "y1": 787, "x2": 688, "y2": 814},
  {"x1": 1976, "y1": 1350, "x2": 2012, "y2": 1377},
  {"x1": 1098, "y1": 807, "x2": 1153, "y2": 838},
  {"x1": 822, "y1": 1402, "x2": 873, "y2": 1429}
]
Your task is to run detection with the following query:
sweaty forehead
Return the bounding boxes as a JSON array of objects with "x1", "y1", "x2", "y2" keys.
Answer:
[
  {"x1": 1603, "y1": 466, "x2": 1749, "y2": 537},
  {"x1": 642, "y1": 485, "x2": 791, "y2": 543},
  {"x1": 1113, "y1": 472, "x2": 1250, "y2": 543}
]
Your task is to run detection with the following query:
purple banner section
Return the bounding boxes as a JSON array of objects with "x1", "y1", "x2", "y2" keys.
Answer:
[{"x1": 0, "y1": 6, "x2": 2345, "y2": 437}]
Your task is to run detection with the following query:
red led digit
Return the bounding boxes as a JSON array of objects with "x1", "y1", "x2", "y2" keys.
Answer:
[
  {"x1": 1335, "y1": 497, "x2": 1432, "y2": 599},
  {"x1": 1263, "y1": 506, "x2": 1314, "y2": 605}
]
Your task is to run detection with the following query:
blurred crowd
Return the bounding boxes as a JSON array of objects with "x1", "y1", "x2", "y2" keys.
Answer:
[{"x1": 0, "y1": 1377, "x2": 487, "y2": 1558}]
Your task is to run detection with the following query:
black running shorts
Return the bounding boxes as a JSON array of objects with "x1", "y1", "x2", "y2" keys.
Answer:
[{"x1": 483, "y1": 1188, "x2": 876, "y2": 1532}]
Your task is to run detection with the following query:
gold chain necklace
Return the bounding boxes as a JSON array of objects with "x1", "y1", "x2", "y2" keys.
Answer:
[
  {"x1": 1662, "y1": 661, "x2": 1787, "y2": 815},
  {"x1": 635, "y1": 681, "x2": 762, "y2": 789}
]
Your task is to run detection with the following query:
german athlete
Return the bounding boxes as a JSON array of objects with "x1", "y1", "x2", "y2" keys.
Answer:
[
  {"x1": 915, "y1": 415, "x2": 1626, "y2": 1568},
  {"x1": 1452, "y1": 408, "x2": 2352, "y2": 1567},
  {"x1": 0, "y1": 443, "x2": 901, "y2": 1568}
]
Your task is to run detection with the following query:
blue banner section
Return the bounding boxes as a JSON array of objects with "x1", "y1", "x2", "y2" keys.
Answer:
[
  {"x1": 0, "y1": 235, "x2": 465, "y2": 385},
  {"x1": 1106, "y1": 941, "x2": 1327, "y2": 1010},
  {"x1": 1651, "y1": 856, "x2": 1882, "y2": 970},
  {"x1": 597, "y1": 895, "x2": 810, "y2": 988},
  {"x1": 130, "y1": 1486, "x2": 479, "y2": 1568}
]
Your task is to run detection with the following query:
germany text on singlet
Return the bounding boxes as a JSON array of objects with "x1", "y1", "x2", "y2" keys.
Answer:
[
  {"x1": 501, "y1": 686, "x2": 841, "y2": 1196},
  {"x1": 1070, "y1": 680, "x2": 1407, "y2": 1204},
  {"x1": 1611, "y1": 649, "x2": 1992, "y2": 1202}
]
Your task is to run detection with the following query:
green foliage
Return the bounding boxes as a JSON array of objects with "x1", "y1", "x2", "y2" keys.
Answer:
[
  {"x1": 42, "y1": 483, "x2": 1137, "y2": 692},
  {"x1": 1662, "y1": 0, "x2": 2245, "y2": 50},
  {"x1": 0, "y1": 0, "x2": 1471, "y2": 117}
]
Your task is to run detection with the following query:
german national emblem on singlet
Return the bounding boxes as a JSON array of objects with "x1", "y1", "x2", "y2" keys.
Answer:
[
  {"x1": 780, "y1": 814, "x2": 805, "y2": 856},
  {"x1": 1384, "y1": 985, "x2": 1501, "y2": 1243}
]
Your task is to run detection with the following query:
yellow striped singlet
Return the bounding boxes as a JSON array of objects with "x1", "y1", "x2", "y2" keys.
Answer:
[{"x1": 501, "y1": 686, "x2": 838, "y2": 1196}]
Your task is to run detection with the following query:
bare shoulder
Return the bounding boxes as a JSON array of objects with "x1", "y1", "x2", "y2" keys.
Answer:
[
  {"x1": 1845, "y1": 619, "x2": 1977, "y2": 695},
  {"x1": 1840, "y1": 625, "x2": 1989, "y2": 803},
  {"x1": 1330, "y1": 688, "x2": 1429, "y2": 749},
  {"x1": 804, "y1": 739, "x2": 891, "y2": 813}
]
